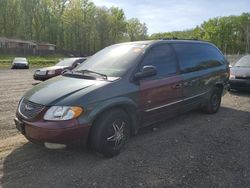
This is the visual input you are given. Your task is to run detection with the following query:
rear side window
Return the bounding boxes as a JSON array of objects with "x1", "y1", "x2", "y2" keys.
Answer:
[
  {"x1": 141, "y1": 44, "x2": 177, "y2": 77},
  {"x1": 173, "y1": 43, "x2": 225, "y2": 73}
]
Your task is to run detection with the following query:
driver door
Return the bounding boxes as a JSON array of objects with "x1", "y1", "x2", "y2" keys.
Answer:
[{"x1": 138, "y1": 44, "x2": 183, "y2": 126}]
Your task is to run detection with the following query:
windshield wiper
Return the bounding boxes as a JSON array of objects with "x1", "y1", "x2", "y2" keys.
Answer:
[{"x1": 76, "y1": 69, "x2": 108, "y2": 80}]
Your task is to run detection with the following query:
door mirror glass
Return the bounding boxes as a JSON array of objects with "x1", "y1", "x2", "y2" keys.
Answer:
[
  {"x1": 75, "y1": 62, "x2": 81, "y2": 67},
  {"x1": 134, "y1": 65, "x2": 157, "y2": 79}
]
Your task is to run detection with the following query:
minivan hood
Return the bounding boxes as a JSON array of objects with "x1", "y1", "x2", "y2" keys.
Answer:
[
  {"x1": 13, "y1": 61, "x2": 28, "y2": 65},
  {"x1": 23, "y1": 76, "x2": 104, "y2": 105}
]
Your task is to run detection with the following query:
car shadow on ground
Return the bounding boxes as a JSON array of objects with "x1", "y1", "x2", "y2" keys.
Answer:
[
  {"x1": 1, "y1": 106, "x2": 250, "y2": 188},
  {"x1": 228, "y1": 89, "x2": 250, "y2": 97}
]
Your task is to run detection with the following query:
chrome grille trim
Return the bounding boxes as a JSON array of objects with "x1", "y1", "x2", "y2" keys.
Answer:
[{"x1": 18, "y1": 98, "x2": 45, "y2": 119}]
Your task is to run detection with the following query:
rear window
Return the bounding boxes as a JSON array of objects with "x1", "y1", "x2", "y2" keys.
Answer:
[{"x1": 173, "y1": 43, "x2": 225, "y2": 73}]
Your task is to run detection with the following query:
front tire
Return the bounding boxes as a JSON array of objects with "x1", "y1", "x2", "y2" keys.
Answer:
[
  {"x1": 90, "y1": 109, "x2": 131, "y2": 157},
  {"x1": 203, "y1": 87, "x2": 222, "y2": 114}
]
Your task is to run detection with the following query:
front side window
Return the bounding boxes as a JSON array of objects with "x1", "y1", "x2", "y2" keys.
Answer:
[{"x1": 141, "y1": 44, "x2": 177, "y2": 78}]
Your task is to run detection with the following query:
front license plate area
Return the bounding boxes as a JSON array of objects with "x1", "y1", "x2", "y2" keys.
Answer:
[{"x1": 14, "y1": 118, "x2": 25, "y2": 134}]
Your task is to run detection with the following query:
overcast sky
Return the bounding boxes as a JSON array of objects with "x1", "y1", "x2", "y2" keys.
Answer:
[{"x1": 92, "y1": 0, "x2": 250, "y2": 34}]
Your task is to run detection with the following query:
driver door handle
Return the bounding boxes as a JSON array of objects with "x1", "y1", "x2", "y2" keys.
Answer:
[{"x1": 172, "y1": 83, "x2": 182, "y2": 89}]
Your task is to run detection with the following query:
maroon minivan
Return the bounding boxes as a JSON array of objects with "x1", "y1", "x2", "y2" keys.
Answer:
[
  {"x1": 33, "y1": 57, "x2": 87, "y2": 81},
  {"x1": 16, "y1": 40, "x2": 229, "y2": 157}
]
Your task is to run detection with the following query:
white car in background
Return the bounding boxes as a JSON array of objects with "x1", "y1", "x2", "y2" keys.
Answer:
[{"x1": 11, "y1": 57, "x2": 29, "y2": 69}]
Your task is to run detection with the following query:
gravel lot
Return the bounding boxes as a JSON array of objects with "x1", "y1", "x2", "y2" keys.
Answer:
[{"x1": 0, "y1": 68, "x2": 250, "y2": 188}]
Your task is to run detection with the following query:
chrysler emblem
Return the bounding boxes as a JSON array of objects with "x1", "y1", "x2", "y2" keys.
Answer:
[{"x1": 25, "y1": 104, "x2": 33, "y2": 111}]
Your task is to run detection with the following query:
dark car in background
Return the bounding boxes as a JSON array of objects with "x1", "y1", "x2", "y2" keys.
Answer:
[
  {"x1": 11, "y1": 57, "x2": 29, "y2": 69},
  {"x1": 229, "y1": 55, "x2": 250, "y2": 91},
  {"x1": 15, "y1": 40, "x2": 229, "y2": 157},
  {"x1": 33, "y1": 57, "x2": 88, "y2": 81}
]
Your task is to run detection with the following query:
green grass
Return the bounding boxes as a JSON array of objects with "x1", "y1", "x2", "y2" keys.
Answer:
[{"x1": 0, "y1": 54, "x2": 66, "y2": 68}]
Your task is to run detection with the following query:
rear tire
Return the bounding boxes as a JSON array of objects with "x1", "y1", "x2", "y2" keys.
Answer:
[
  {"x1": 90, "y1": 109, "x2": 130, "y2": 157},
  {"x1": 203, "y1": 87, "x2": 222, "y2": 114}
]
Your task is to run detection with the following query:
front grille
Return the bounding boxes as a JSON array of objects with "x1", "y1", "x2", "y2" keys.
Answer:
[
  {"x1": 15, "y1": 63, "x2": 26, "y2": 66},
  {"x1": 19, "y1": 98, "x2": 45, "y2": 119}
]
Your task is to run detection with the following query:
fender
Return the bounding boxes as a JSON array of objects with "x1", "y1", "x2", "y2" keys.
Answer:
[{"x1": 87, "y1": 97, "x2": 139, "y2": 134}]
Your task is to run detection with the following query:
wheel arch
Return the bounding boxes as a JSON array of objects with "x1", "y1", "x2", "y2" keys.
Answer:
[
  {"x1": 87, "y1": 97, "x2": 139, "y2": 144},
  {"x1": 214, "y1": 82, "x2": 224, "y2": 94}
]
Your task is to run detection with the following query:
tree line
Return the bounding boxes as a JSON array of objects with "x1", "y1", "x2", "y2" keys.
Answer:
[
  {"x1": 0, "y1": 0, "x2": 249, "y2": 55},
  {"x1": 150, "y1": 13, "x2": 250, "y2": 55},
  {"x1": 0, "y1": 0, "x2": 147, "y2": 55}
]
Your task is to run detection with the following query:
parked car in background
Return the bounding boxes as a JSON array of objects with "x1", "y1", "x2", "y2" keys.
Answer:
[
  {"x1": 229, "y1": 55, "x2": 250, "y2": 91},
  {"x1": 11, "y1": 57, "x2": 29, "y2": 69},
  {"x1": 15, "y1": 40, "x2": 229, "y2": 157},
  {"x1": 33, "y1": 57, "x2": 88, "y2": 81}
]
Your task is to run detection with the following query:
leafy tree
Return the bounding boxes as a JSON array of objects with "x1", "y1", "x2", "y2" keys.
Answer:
[
  {"x1": 149, "y1": 13, "x2": 250, "y2": 54},
  {"x1": 0, "y1": 0, "x2": 20, "y2": 37},
  {"x1": 0, "y1": 1, "x2": 249, "y2": 55},
  {"x1": 127, "y1": 18, "x2": 148, "y2": 41},
  {"x1": 109, "y1": 7, "x2": 127, "y2": 43}
]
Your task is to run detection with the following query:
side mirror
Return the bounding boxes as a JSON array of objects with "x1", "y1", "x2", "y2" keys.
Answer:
[
  {"x1": 74, "y1": 62, "x2": 81, "y2": 67},
  {"x1": 134, "y1": 65, "x2": 157, "y2": 79},
  {"x1": 61, "y1": 69, "x2": 71, "y2": 75}
]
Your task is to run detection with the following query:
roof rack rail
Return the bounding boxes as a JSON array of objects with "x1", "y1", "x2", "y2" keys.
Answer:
[{"x1": 160, "y1": 37, "x2": 199, "y2": 41}]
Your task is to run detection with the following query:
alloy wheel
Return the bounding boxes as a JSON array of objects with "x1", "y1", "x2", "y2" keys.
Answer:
[{"x1": 107, "y1": 120, "x2": 126, "y2": 149}]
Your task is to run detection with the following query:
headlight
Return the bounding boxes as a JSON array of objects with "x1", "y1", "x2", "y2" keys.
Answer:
[
  {"x1": 44, "y1": 106, "x2": 83, "y2": 121},
  {"x1": 48, "y1": 70, "x2": 55, "y2": 75}
]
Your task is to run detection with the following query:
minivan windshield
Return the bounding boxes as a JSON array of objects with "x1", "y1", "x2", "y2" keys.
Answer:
[
  {"x1": 75, "y1": 44, "x2": 146, "y2": 77},
  {"x1": 235, "y1": 56, "x2": 250, "y2": 67}
]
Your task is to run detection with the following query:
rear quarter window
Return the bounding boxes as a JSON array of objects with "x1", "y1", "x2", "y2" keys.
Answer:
[{"x1": 172, "y1": 43, "x2": 225, "y2": 73}]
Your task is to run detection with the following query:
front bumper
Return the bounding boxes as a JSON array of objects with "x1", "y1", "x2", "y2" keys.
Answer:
[
  {"x1": 229, "y1": 78, "x2": 250, "y2": 90},
  {"x1": 14, "y1": 116, "x2": 91, "y2": 145},
  {"x1": 12, "y1": 64, "x2": 28, "y2": 69}
]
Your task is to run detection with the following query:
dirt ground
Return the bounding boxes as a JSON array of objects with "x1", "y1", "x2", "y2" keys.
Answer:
[{"x1": 0, "y1": 68, "x2": 250, "y2": 188}]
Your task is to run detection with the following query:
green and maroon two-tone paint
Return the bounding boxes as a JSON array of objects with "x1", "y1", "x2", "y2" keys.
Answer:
[{"x1": 15, "y1": 39, "x2": 229, "y2": 156}]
